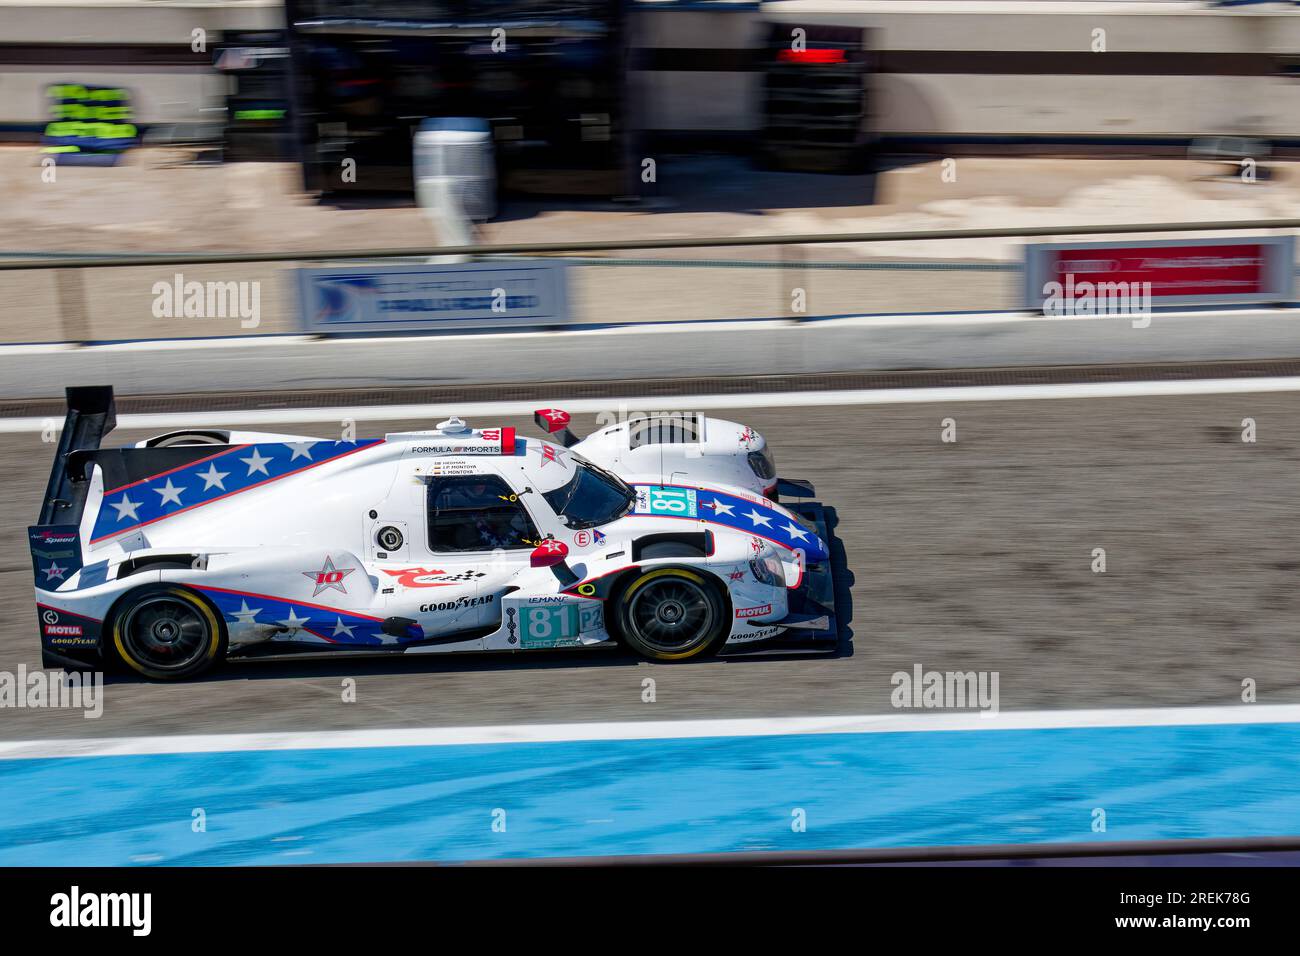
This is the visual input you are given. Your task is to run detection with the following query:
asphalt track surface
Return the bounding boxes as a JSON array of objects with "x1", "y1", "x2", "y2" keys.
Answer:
[{"x1": 3, "y1": 382, "x2": 1300, "y2": 740}]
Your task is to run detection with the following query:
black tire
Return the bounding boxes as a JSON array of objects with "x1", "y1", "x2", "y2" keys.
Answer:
[
  {"x1": 110, "y1": 585, "x2": 224, "y2": 681},
  {"x1": 613, "y1": 567, "x2": 727, "y2": 661}
]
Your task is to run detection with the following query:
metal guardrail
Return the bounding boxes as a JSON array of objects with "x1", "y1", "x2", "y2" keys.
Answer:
[
  {"x1": 559, "y1": 257, "x2": 1020, "y2": 271},
  {"x1": 5, "y1": 218, "x2": 1296, "y2": 346},
  {"x1": 2, "y1": 218, "x2": 1298, "y2": 270}
]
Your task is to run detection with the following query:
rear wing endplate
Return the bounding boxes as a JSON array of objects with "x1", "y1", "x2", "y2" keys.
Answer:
[{"x1": 36, "y1": 385, "x2": 116, "y2": 527}]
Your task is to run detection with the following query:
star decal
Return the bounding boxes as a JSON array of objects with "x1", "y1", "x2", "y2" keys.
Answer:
[
  {"x1": 240, "y1": 448, "x2": 273, "y2": 476},
  {"x1": 275, "y1": 608, "x2": 311, "y2": 633},
  {"x1": 303, "y1": 555, "x2": 355, "y2": 596},
  {"x1": 110, "y1": 494, "x2": 141, "y2": 523},
  {"x1": 229, "y1": 600, "x2": 263, "y2": 626},
  {"x1": 742, "y1": 508, "x2": 772, "y2": 528},
  {"x1": 332, "y1": 617, "x2": 356, "y2": 639},
  {"x1": 196, "y1": 462, "x2": 229, "y2": 491},
  {"x1": 285, "y1": 441, "x2": 318, "y2": 461},
  {"x1": 706, "y1": 499, "x2": 736, "y2": 517},
  {"x1": 782, "y1": 521, "x2": 810, "y2": 542},
  {"x1": 43, "y1": 561, "x2": 67, "y2": 582},
  {"x1": 88, "y1": 439, "x2": 389, "y2": 545},
  {"x1": 153, "y1": 478, "x2": 185, "y2": 507}
]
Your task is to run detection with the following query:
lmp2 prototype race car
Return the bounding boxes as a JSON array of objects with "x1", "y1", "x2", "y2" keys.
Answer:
[{"x1": 30, "y1": 387, "x2": 840, "y2": 680}]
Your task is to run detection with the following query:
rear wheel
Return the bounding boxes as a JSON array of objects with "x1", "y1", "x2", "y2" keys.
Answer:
[
  {"x1": 110, "y1": 585, "x2": 223, "y2": 680},
  {"x1": 614, "y1": 567, "x2": 727, "y2": 661}
]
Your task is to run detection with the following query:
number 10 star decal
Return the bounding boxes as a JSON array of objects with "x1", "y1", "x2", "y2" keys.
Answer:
[{"x1": 303, "y1": 555, "x2": 355, "y2": 596}]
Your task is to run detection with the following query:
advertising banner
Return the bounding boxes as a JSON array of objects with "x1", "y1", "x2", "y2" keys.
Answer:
[
  {"x1": 296, "y1": 259, "x2": 569, "y2": 334},
  {"x1": 1024, "y1": 235, "x2": 1295, "y2": 313}
]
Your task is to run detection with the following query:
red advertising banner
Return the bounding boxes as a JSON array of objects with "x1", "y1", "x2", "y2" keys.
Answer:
[{"x1": 1025, "y1": 235, "x2": 1294, "y2": 311}]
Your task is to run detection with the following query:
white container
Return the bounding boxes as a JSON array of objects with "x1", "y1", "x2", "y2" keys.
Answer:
[{"x1": 413, "y1": 117, "x2": 497, "y2": 223}]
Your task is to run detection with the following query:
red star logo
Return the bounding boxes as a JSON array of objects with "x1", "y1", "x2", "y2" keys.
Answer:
[{"x1": 303, "y1": 555, "x2": 355, "y2": 596}]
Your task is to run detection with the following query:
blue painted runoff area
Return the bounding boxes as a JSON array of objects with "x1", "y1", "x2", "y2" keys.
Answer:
[{"x1": 1, "y1": 721, "x2": 1298, "y2": 865}]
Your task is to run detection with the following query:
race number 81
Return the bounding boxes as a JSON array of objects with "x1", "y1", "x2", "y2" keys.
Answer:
[
  {"x1": 520, "y1": 604, "x2": 581, "y2": 648},
  {"x1": 644, "y1": 486, "x2": 697, "y2": 517}
]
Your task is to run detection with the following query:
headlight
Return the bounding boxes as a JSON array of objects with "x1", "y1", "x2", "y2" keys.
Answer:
[{"x1": 749, "y1": 550, "x2": 786, "y2": 587}]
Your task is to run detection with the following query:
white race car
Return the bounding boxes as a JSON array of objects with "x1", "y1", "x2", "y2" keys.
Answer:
[{"x1": 31, "y1": 387, "x2": 839, "y2": 680}]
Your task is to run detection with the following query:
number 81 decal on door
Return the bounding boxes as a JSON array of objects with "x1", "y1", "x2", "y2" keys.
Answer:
[{"x1": 517, "y1": 601, "x2": 604, "y2": 649}]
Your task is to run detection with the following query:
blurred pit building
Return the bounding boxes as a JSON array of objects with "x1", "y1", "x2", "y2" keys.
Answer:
[{"x1": 1, "y1": 0, "x2": 1299, "y2": 200}]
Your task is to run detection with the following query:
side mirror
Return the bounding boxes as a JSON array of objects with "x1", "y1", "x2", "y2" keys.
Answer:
[
  {"x1": 530, "y1": 539, "x2": 570, "y2": 568},
  {"x1": 534, "y1": 408, "x2": 571, "y2": 434},
  {"x1": 533, "y1": 408, "x2": 579, "y2": 448}
]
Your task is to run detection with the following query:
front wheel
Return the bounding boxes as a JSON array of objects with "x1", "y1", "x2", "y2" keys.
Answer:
[
  {"x1": 110, "y1": 585, "x2": 223, "y2": 680},
  {"x1": 614, "y1": 568, "x2": 727, "y2": 661}
]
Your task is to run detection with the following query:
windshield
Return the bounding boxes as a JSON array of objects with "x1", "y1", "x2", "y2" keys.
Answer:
[{"x1": 542, "y1": 457, "x2": 634, "y2": 529}]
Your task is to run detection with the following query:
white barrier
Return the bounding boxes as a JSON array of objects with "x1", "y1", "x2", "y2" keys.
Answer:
[{"x1": 2, "y1": 305, "x2": 1300, "y2": 400}]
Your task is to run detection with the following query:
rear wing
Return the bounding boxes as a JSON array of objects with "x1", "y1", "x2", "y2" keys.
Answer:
[
  {"x1": 37, "y1": 386, "x2": 117, "y2": 527},
  {"x1": 30, "y1": 386, "x2": 116, "y2": 592}
]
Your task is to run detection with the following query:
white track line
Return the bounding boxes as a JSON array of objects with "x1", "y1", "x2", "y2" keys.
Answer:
[
  {"x1": 4, "y1": 376, "x2": 1300, "y2": 434},
  {"x1": 1, "y1": 704, "x2": 1297, "y2": 760}
]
